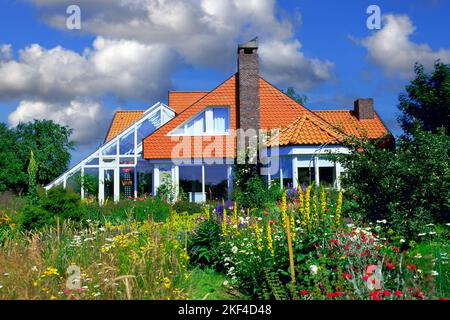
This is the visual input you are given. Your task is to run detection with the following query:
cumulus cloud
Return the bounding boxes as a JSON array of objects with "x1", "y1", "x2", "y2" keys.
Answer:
[
  {"x1": 358, "y1": 14, "x2": 450, "y2": 77},
  {"x1": 8, "y1": 98, "x2": 109, "y2": 145},
  {"x1": 26, "y1": 0, "x2": 332, "y2": 85},
  {"x1": 0, "y1": 38, "x2": 175, "y2": 102},
  {"x1": 3, "y1": 0, "x2": 335, "y2": 145},
  {"x1": 259, "y1": 40, "x2": 334, "y2": 89}
]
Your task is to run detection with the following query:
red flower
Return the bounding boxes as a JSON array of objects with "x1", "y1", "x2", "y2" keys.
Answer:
[
  {"x1": 269, "y1": 219, "x2": 274, "y2": 225},
  {"x1": 372, "y1": 279, "x2": 377, "y2": 284},
  {"x1": 383, "y1": 290, "x2": 391, "y2": 297},
  {"x1": 394, "y1": 290, "x2": 403, "y2": 298},
  {"x1": 386, "y1": 263, "x2": 396, "y2": 270},
  {"x1": 264, "y1": 212, "x2": 269, "y2": 217},
  {"x1": 343, "y1": 245, "x2": 350, "y2": 250},
  {"x1": 327, "y1": 293, "x2": 336, "y2": 298},
  {"x1": 299, "y1": 290, "x2": 309, "y2": 295},
  {"x1": 334, "y1": 291, "x2": 343, "y2": 297},
  {"x1": 370, "y1": 291, "x2": 382, "y2": 300},
  {"x1": 407, "y1": 264, "x2": 417, "y2": 270},
  {"x1": 362, "y1": 275, "x2": 369, "y2": 281},
  {"x1": 440, "y1": 297, "x2": 449, "y2": 301},
  {"x1": 341, "y1": 272, "x2": 352, "y2": 280}
]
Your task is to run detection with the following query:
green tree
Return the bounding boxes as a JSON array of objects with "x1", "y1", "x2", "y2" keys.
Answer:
[
  {"x1": 334, "y1": 127, "x2": 449, "y2": 239},
  {"x1": 0, "y1": 123, "x2": 27, "y2": 193},
  {"x1": 399, "y1": 62, "x2": 450, "y2": 135},
  {"x1": 27, "y1": 149, "x2": 38, "y2": 204},
  {"x1": 285, "y1": 87, "x2": 308, "y2": 105},
  {"x1": 15, "y1": 120, "x2": 75, "y2": 186}
]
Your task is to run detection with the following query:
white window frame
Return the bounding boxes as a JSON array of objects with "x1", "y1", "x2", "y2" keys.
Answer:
[{"x1": 168, "y1": 106, "x2": 230, "y2": 136}]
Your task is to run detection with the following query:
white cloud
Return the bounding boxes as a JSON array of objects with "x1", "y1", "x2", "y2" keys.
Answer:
[
  {"x1": 2, "y1": 0, "x2": 335, "y2": 145},
  {"x1": 0, "y1": 38, "x2": 175, "y2": 101},
  {"x1": 26, "y1": 0, "x2": 332, "y2": 86},
  {"x1": 0, "y1": 45, "x2": 13, "y2": 61},
  {"x1": 259, "y1": 40, "x2": 334, "y2": 89},
  {"x1": 8, "y1": 99, "x2": 109, "y2": 145},
  {"x1": 359, "y1": 14, "x2": 450, "y2": 77}
]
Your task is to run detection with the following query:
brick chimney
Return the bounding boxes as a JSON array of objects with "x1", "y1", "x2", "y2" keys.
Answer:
[
  {"x1": 238, "y1": 37, "x2": 260, "y2": 132},
  {"x1": 354, "y1": 98, "x2": 374, "y2": 120}
]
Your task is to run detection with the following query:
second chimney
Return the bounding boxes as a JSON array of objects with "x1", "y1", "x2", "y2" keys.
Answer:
[
  {"x1": 238, "y1": 37, "x2": 260, "y2": 133},
  {"x1": 354, "y1": 98, "x2": 374, "y2": 120}
]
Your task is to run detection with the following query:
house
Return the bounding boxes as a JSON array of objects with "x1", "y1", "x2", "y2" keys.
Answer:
[{"x1": 45, "y1": 38, "x2": 390, "y2": 203}]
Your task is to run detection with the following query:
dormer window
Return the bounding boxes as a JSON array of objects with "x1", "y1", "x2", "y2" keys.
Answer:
[{"x1": 169, "y1": 107, "x2": 230, "y2": 136}]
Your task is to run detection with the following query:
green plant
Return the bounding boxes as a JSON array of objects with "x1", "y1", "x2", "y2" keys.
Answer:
[
  {"x1": 156, "y1": 176, "x2": 177, "y2": 204},
  {"x1": 232, "y1": 175, "x2": 280, "y2": 209},
  {"x1": 173, "y1": 200, "x2": 203, "y2": 215},
  {"x1": 188, "y1": 219, "x2": 221, "y2": 267}
]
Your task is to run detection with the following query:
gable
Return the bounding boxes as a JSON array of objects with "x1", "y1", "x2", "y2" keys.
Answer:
[
  {"x1": 168, "y1": 91, "x2": 209, "y2": 114},
  {"x1": 143, "y1": 75, "x2": 238, "y2": 159},
  {"x1": 105, "y1": 110, "x2": 145, "y2": 142}
]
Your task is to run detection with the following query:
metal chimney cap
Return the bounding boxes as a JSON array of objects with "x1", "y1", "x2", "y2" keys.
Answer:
[{"x1": 238, "y1": 37, "x2": 258, "y2": 52}]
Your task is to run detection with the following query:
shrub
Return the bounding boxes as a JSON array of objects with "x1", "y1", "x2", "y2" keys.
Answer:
[
  {"x1": 173, "y1": 200, "x2": 203, "y2": 215},
  {"x1": 333, "y1": 127, "x2": 450, "y2": 239},
  {"x1": 232, "y1": 176, "x2": 280, "y2": 209},
  {"x1": 188, "y1": 219, "x2": 221, "y2": 267},
  {"x1": 20, "y1": 204, "x2": 53, "y2": 230},
  {"x1": 41, "y1": 186, "x2": 85, "y2": 222}
]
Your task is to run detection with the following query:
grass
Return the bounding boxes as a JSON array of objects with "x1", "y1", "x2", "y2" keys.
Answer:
[{"x1": 185, "y1": 268, "x2": 247, "y2": 300}]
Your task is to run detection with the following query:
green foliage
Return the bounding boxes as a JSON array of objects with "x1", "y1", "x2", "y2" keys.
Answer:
[
  {"x1": 77, "y1": 173, "x2": 98, "y2": 197},
  {"x1": 20, "y1": 186, "x2": 85, "y2": 230},
  {"x1": 333, "y1": 126, "x2": 450, "y2": 238},
  {"x1": 173, "y1": 200, "x2": 203, "y2": 215},
  {"x1": 285, "y1": 87, "x2": 308, "y2": 105},
  {"x1": 188, "y1": 219, "x2": 221, "y2": 267},
  {"x1": 399, "y1": 62, "x2": 450, "y2": 135},
  {"x1": 0, "y1": 124, "x2": 27, "y2": 193},
  {"x1": 156, "y1": 176, "x2": 177, "y2": 203},
  {"x1": 20, "y1": 204, "x2": 53, "y2": 230},
  {"x1": 27, "y1": 150, "x2": 38, "y2": 204},
  {"x1": 15, "y1": 119, "x2": 75, "y2": 186},
  {"x1": 232, "y1": 175, "x2": 280, "y2": 209}
]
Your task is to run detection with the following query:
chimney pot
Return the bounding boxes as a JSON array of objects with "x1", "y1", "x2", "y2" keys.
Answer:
[{"x1": 354, "y1": 98, "x2": 374, "y2": 120}]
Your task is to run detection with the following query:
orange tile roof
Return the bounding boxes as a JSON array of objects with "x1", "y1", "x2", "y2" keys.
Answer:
[
  {"x1": 259, "y1": 77, "x2": 309, "y2": 129},
  {"x1": 267, "y1": 114, "x2": 343, "y2": 146},
  {"x1": 168, "y1": 91, "x2": 209, "y2": 114},
  {"x1": 105, "y1": 110, "x2": 144, "y2": 142},
  {"x1": 314, "y1": 110, "x2": 389, "y2": 139},
  {"x1": 142, "y1": 74, "x2": 391, "y2": 159},
  {"x1": 143, "y1": 75, "x2": 238, "y2": 159}
]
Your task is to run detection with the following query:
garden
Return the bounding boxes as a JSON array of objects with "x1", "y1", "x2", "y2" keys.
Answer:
[{"x1": 0, "y1": 62, "x2": 449, "y2": 300}]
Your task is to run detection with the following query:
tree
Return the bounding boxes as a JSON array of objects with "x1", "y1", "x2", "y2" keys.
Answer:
[
  {"x1": 0, "y1": 123, "x2": 27, "y2": 192},
  {"x1": 15, "y1": 120, "x2": 75, "y2": 186},
  {"x1": 285, "y1": 87, "x2": 308, "y2": 105},
  {"x1": 27, "y1": 149, "x2": 38, "y2": 204},
  {"x1": 399, "y1": 62, "x2": 450, "y2": 135},
  {"x1": 333, "y1": 127, "x2": 449, "y2": 239}
]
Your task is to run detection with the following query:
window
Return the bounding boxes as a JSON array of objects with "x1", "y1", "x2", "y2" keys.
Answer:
[
  {"x1": 205, "y1": 165, "x2": 228, "y2": 201},
  {"x1": 170, "y1": 107, "x2": 230, "y2": 136},
  {"x1": 319, "y1": 167, "x2": 335, "y2": 187},
  {"x1": 298, "y1": 167, "x2": 315, "y2": 186}
]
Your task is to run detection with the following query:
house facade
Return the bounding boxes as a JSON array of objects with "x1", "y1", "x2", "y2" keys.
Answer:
[{"x1": 45, "y1": 39, "x2": 390, "y2": 203}]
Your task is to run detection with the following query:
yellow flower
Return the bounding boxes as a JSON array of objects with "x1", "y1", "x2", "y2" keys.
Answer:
[
  {"x1": 281, "y1": 191, "x2": 287, "y2": 229},
  {"x1": 221, "y1": 201, "x2": 228, "y2": 236},
  {"x1": 303, "y1": 186, "x2": 312, "y2": 231},
  {"x1": 290, "y1": 210, "x2": 296, "y2": 241},
  {"x1": 204, "y1": 207, "x2": 210, "y2": 221},
  {"x1": 163, "y1": 277, "x2": 171, "y2": 289},
  {"x1": 320, "y1": 187, "x2": 326, "y2": 222},
  {"x1": 254, "y1": 222, "x2": 263, "y2": 252},
  {"x1": 335, "y1": 191, "x2": 343, "y2": 227},
  {"x1": 266, "y1": 220, "x2": 274, "y2": 258}
]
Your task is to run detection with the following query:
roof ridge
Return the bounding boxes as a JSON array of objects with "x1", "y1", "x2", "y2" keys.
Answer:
[{"x1": 304, "y1": 114, "x2": 343, "y2": 139}]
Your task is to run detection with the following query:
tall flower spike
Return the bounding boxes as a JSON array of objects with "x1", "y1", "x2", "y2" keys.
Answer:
[
  {"x1": 335, "y1": 191, "x2": 343, "y2": 227},
  {"x1": 281, "y1": 191, "x2": 287, "y2": 230},
  {"x1": 266, "y1": 220, "x2": 274, "y2": 258}
]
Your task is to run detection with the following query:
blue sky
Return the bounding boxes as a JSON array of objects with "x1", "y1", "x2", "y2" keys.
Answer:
[{"x1": 0, "y1": 0, "x2": 449, "y2": 166}]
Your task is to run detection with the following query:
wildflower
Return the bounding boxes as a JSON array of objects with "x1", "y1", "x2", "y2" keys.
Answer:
[
  {"x1": 310, "y1": 265, "x2": 318, "y2": 275},
  {"x1": 253, "y1": 223, "x2": 263, "y2": 252},
  {"x1": 334, "y1": 291, "x2": 343, "y2": 297},
  {"x1": 163, "y1": 277, "x2": 171, "y2": 289},
  {"x1": 266, "y1": 220, "x2": 275, "y2": 258},
  {"x1": 269, "y1": 219, "x2": 274, "y2": 225},
  {"x1": 399, "y1": 239, "x2": 406, "y2": 243},
  {"x1": 407, "y1": 264, "x2": 417, "y2": 270},
  {"x1": 431, "y1": 271, "x2": 439, "y2": 276},
  {"x1": 299, "y1": 290, "x2": 309, "y2": 295},
  {"x1": 440, "y1": 298, "x2": 449, "y2": 301},
  {"x1": 223, "y1": 281, "x2": 229, "y2": 286},
  {"x1": 335, "y1": 191, "x2": 343, "y2": 227},
  {"x1": 231, "y1": 245, "x2": 238, "y2": 254},
  {"x1": 376, "y1": 220, "x2": 387, "y2": 224},
  {"x1": 418, "y1": 233, "x2": 426, "y2": 237},
  {"x1": 386, "y1": 263, "x2": 395, "y2": 270},
  {"x1": 326, "y1": 292, "x2": 335, "y2": 298},
  {"x1": 383, "y1": 290, "x2": 391, "y2": 297},
  {"x1": 394, "y1": 290, "x2": 403, "y2": 297}
]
